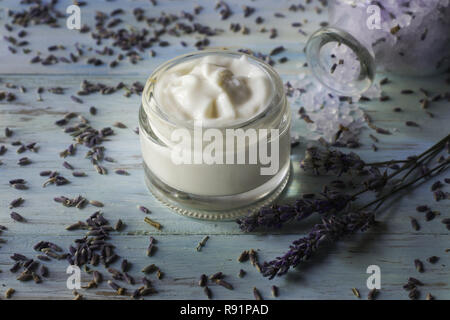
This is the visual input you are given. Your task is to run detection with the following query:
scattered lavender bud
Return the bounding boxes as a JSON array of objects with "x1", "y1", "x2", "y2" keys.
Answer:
[
  {"x1": 271, "y1": 285, "x2": 279, "y2": 297},
  {"x1": 5, "y1": 127, "x2": 13, "y2": 137},
  {"x1": 414, "y1": 259, "x2": 425, "y2": 273},
  {"x1": 138, "y1": 205, "x2": 151, "y2": 214},
  {"x1": 11, "y1": 212, "x2": 26, "y2": 222},
  {"x1": 198, "y1": 274, "x2": 207, "y2": 287},
  {"x1": 253, "y1": 287, "x2": 263, "y2": 300},
  {"x1": 427, "y1": 256, "x2": 439, "y2": 264},
  {"x1": 410, "y1": 217, "x2": 420, "y2": 231},
  {"x1": 368, "y1": 288, "x2": 379, "y2": 300}
]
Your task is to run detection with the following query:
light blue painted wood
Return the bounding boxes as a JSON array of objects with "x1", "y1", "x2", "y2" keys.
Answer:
[{"x1": 0, "y1": 0, "x2": 449, "y2": 300}]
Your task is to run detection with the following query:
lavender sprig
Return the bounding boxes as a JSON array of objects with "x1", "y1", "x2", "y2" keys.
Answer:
[
  {"x1": 262, "y1": 211, "x2": 376, "y2": 279},
  {"x1": 238, "y1": 134, "x2": 450, "y2": 232},
  {"x1": 240, "y1": 134, "x2": 450, "y2": 279},
  {"x1": 237, "y1": 190, "x2": 352, "y2": 232},
  {"x1": 261, "y1": 154, "x2": 449, "y2": 279},
  {"x1": 262, "y1": 159, "x2": 449, "y2": 279}
]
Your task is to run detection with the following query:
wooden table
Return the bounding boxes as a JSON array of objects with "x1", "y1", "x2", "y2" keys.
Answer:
[{"x1": 0, "y1": 0, "x2": 449, "y2": 300}]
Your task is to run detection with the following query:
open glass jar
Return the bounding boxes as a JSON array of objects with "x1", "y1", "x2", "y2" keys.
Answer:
[
  {"x1": 306, "y1": 0, "x2": 450, "y2": 95},
  {"x1": 139, "y1": 50, "x2": 291, "y2": 220}
]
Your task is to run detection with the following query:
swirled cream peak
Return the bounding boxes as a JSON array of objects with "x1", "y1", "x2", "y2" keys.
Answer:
[{"x1": 154, "y1": 54, "x2": 272, "y2": 125}]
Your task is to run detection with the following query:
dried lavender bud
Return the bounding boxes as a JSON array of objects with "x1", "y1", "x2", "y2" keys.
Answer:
[
  {"x1": 427, "y1": 256, "x2": 439, "y2": 264},
  {"x1": 17, "y1": 157, "x2": 31, "y2": 166},
  {"x1": 70, "y1": 95, "x2": 83, "y2": 104},
  {"x1": 410, "y1": 218, "x2": 420, "y2": 231},
  {"x1": 368, "y1": 288, "x2": 378, "y2": 300},
  {"x1": 114, "y1": 169, "x2": 129, "y2": 175},
  {"x1": 238, "y1": 250, "x2": 249, "y2": 262},
  {"x1": 431, "y1": 180, "x2": 443, "y2": 191},
  {"x1": 238, "y1": 269, "x2": 246, "y2": 278},
  {"x1": 114, "y1": 219, "x2": 123, "y2": 231},
  {"x1": 269, "y1": 46, "x2": 285, "y2": 56},
  {"x1": 72, "y1": 171, "x2": 86, "y2": 177},
  {"x1": 196, "y1": 236, "x2": 209, "y2": 251},
  {"x1": 10, "y1": 253, "x2": 27, "y2": 261},
  {"x1": 408, "y1": 277, "x2": 424, "y2": 287},
  {"x1": 93, "y1": 270, "x2": 102, "y2": 284},
  {"x1": 10, "y1": 262, "x2": 21, "y2": 273},
  {"x1": 204, "y1": 286, "x2": 212, "y2": 299},
  {"x1": 122, "y1": 272, "x2": 134, "y2": 285},
  {"x1": 36, "y1": 255, "x2": 50, "y2": 262},
  {"x1": 9, "y1": 197, "x2": 24, "y2": 209},
  {"x1": 141, "y1": 264, "x2": 158, "y2": 274},
  {"x1": 249, "y1": 249, "x2": 258, "y2": 267},
  {"x1": 5, "y1": 127, "x2": 13, "y2": 137},
  {"x1": 39, "y1": 265, "x2": 50, "y2": 278},
  {"x1": 209, "y1": 272, "x2": 223, "y2": 281},
  {"x1": 121, "y1": 259, "x2": 129, "y2": 273},
  {"x1": 434, "y1": 190, "x2": 447, "y2": 202},
  {"x1": 11, "y1": 212, "x2": 26, "y2": 222},
  {"x1": 409, "y1": 287, "x2": 420, "y2": 300},
  {"x1": 63, "y1": 161, "x2": 73, "y2": 170},
  {"x1": 12, "y1": 183, "x2": 28, "y2": 190},
  {"x1": 414, "y1": 259, "x2": 425, "y2": 273},
  {"x1": 5, "y1": 288, "x2": 15, "y2": 299},
  {"x1": 199, "y1": 274, "x2": 207, "y2": 287},
  {"x1": 138, "y1": 205, "x2": 151, "y2": 214},
  {"x1": 425, "y1": 210, "x2": 437, "y2": 221},
  {"x1": 351, "y1": 288, "x2": 360, "y2": 298},
  {"x1": 215, "y1": 279, "x2": 233, "y2": 290},
  {"x1": 253, "y1": 287, "x2": 263, "y2": 300},
  {"x1": 416, "y1": 205, "x2": 429, "y2": 212},
  {"x1": 17, "y1": 271, "x2": 33, "y2": 282},
  {"x1": 271, "y1": 285, "x2": 279, "y2": 297},
  {"x1": 32, "y1": 272, "x2": 42, "y2": 283},
  {"x1": 113, "y1": 122, "x2": 127, "y2": 128},
  {"x1": 142, "y1": 213, "x2": 162, "y2": 229},
  {"x1": 89, "y1": 200, "x2": 103, "y2": 207},
  {"x1": 107, "y1": 280, "x2": 120, "y2": 291}
]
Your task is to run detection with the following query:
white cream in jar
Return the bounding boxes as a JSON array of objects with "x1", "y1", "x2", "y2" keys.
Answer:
[
  {"x1": 139, "y1": 51, "x2": 291, "y2": 219},
  {"x1": 154, "y1": 54, "x2": 272, "y2": 126}
]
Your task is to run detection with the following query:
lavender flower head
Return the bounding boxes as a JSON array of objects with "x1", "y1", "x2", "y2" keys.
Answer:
[
  {"x1": 300, "y1": 146, "x2": 366, "y2": 176},
  {"x1": 261, "y1": 211, "x2": 376, "y2": 279},
  {"x1": 237, "y1": 190, "x2": 353, "y2": 232}
]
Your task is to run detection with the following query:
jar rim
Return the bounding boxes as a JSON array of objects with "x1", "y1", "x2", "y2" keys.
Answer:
[{"x1": 141, "y1": 49, "x2": 286, "y2": 130}]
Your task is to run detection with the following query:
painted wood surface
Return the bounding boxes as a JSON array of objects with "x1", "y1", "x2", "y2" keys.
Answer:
[{"x1": 0, "y1": 0, "x2": 449, "y2": 300}]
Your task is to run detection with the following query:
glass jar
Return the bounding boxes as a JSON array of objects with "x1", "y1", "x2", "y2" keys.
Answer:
[
  {"x1": 306, "y1": 0, "x2": 450, "y2": 95},
  {"x1": 139, "y1": 50, "x2": 291, "y2": 220}
]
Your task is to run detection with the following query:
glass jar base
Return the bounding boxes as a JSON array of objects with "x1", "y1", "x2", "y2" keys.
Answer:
[{"x1": 142, "y1": 161, "x2": 291, "y2": 221}]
